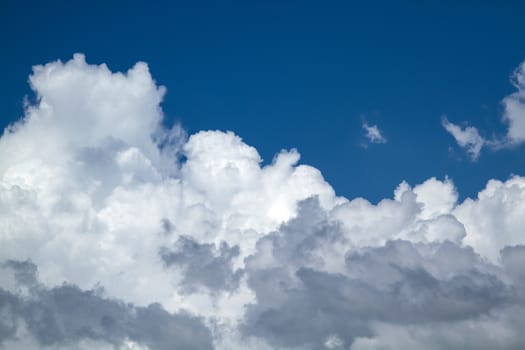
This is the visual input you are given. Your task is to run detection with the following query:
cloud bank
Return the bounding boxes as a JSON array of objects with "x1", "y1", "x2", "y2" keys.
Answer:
[
  {"x1": 1, "y1": 55, "x2": 525, "y2": 349},
  {"x1": 443, "y1": 59, "x2": 525, "y2": 159}
]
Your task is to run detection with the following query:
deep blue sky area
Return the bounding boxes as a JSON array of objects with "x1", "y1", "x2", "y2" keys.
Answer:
[{"x1": 2, "y1": 0, "x2": 525, "y2": 202}]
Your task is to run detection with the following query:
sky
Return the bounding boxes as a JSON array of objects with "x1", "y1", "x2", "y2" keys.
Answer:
[
  {"x1": 2, "y1": 0, "x2": 525, "y2": 202},
  {"x1": 2, "y1": 1, "x2": 525, "y2": 350}
]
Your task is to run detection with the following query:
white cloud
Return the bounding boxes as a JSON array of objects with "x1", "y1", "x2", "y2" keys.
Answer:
[
  {"x1": 503, "y1": 60, "x2": 525, "y2": 144},
  {"x1": 1, "y1": 54, "x2": 525, "y2": 349},
  {"x1": 441, "y1": 116, "x2": 485, "y2": 160},
  {"x1": 443, "y1": 58, "x2": 525, "y2": 159},
  {"x1": 362, "y1": 122, "x2": 387, "y2": 144},
  {"x1": 453, "y1": 176, "x2": 525, "y2": 263}
]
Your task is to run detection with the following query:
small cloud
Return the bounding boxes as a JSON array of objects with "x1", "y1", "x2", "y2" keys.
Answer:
[
  {"x1": 362, "y1": 122, "x2": 387, "y2": 145},
  {"x1": 441, "y1": 116, "x2": 485, "y2": 161},
  {"x1": 442, "y1": 58, "x2": 525, "y2": 160}
]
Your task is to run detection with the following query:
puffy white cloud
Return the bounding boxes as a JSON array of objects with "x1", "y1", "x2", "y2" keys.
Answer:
[
  {"x1": 1, "y1": 54, "x2": 525, "y2": 349},
  {"x1": 453, "y1": 176, "x2": 525, "y2": 263}
]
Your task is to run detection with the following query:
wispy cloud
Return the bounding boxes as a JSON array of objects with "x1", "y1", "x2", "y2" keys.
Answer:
[
  {"x1": 441, "y1": 116, "x2": 485, "y2": 160},
  {"x1": 362, "y1": 122, "x2": 387, "y2": 145},
  {"x1": 443, "y1": 59, "x2": 525, "y2": 160}
]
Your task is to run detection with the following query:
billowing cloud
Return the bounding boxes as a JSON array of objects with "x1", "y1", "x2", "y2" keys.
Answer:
[
  {"x1": 160, "y1": 236, "x2": 242, "y2": 293},
  {"x1": 0, "y1": 260, "x2": 213, "y2": 350},
  {"x1": 1, "y1": 55, "x2": 525, "y2": 349},
  {"x1": 242, "y1": 198, "x2": 513, "y2": 349},
  {"x1": 443, "y1": 58, "x2": 525, "y2": 159}
]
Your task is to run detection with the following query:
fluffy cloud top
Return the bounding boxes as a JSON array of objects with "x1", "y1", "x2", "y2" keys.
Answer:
[{"x1": 1, "y1": 55, "x2": 525, "y2": 349}]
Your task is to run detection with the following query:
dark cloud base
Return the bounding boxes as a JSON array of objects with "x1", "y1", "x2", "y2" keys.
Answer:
[
  {"x1": 0, "y1": 261, "x2": 213, "y2": 350},
  {"x1": 241, "y1": 199, "x2": 525, "y2": 349},
  {"x1": 3, "y1": 198, "x2": 525, "y2": 349}
]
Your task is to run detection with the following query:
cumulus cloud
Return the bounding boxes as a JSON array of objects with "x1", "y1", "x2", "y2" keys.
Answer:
[
  {"x1": 362, "y1": 122, "x2": 387, "y2": 145},
  {"x1": 160, "y1": 236, "x2": 242, "y2": 293},
  {"x1": 443, "y1": 58, "x2": 525, "y2": 159},
  {"x1": 0, "y1": 260, "x2": 213, "y2": 350},
  {"x1": 1, "y1": 54, "x2": 525, "y2": 349},
  {"x1": 242, "y1": 199, "x2": 512, "y2": 349}
]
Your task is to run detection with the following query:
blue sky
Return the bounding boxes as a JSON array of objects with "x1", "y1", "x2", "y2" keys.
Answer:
[{"x1": 2, "y1": 1, "x2": 525, "y2": 202}]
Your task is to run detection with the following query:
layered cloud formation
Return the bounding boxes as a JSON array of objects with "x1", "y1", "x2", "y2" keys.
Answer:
[{"x1": 1, "y1": 55, "x2": 525, "y2": 349}]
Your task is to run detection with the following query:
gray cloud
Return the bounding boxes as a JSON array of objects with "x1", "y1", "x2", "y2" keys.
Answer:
[
  {"x1": 0, "y1": 260, "x2": 213, "y2": 350},
  {"x1": 242, "y1": 198, "x2": 519, "y2": 349},
  {"x1": 161, "y1": 236, "x2": 242, "y2": 293}
]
